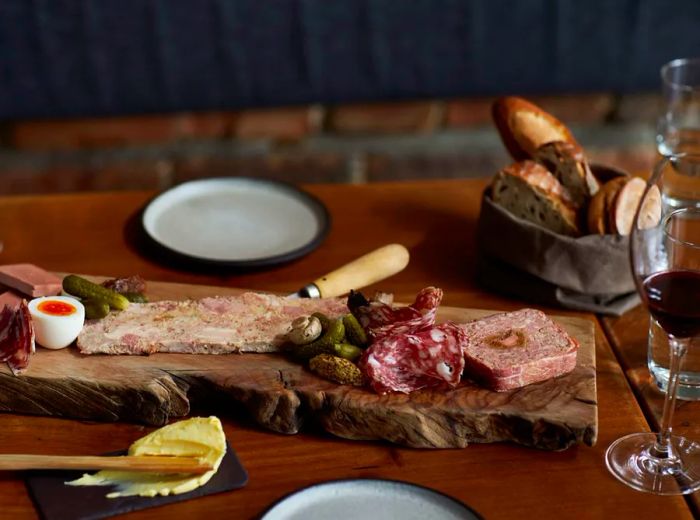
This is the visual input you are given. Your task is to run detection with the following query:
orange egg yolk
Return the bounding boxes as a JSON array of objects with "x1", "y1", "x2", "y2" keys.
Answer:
[{"x1": 37, "y1": 300, "x2": 76, "y2": 316}]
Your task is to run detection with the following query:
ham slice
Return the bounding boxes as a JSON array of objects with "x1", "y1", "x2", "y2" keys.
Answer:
[
  {"x1": 0, "y1": 301, "x2": 36, "y2": 375},
  {"x1": 0, "y1": 290, "x2": 23, "y2": 310},
  {"x1": 0, "y1": 264, "x2": 62, "y2": 298}
]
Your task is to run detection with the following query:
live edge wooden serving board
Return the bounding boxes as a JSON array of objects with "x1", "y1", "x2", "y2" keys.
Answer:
[{"x1": 0, "y1": 279, "x2": 597, "y2": 450}]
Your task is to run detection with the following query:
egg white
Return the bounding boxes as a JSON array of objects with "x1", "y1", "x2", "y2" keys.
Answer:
[{"x1": 28, "y1": 296, "x2": 85, "y2": 350}]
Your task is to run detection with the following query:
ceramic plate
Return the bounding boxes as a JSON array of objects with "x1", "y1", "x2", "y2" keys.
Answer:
[
  {"x1": 141, "y1": 178, "x2": 330, "y2": 267},
  {"x1": 261, "y1": 479, "x2": 481, "y2": 520}
]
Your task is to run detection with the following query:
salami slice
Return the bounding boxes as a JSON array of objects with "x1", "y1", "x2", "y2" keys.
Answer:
[
  {"x1": 359, "y1": 322, "x2": 466, "y2": 394},
  {"x1": 351, "y1": 286, "x2": 443, "y2": 341}
]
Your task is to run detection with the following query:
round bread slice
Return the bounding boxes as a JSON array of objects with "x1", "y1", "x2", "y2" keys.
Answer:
[
  {"x1": 491, "y1": 160, "x2": 579, "y2": 236},
  {"x1": 612, "y1": 177, "x2": 661, "y2": 235},
  {"x1": 636, "y1": 185, "x2": 662, "y2": 230},
  {"x1": 492, "y1": 97, "x2": 579, "y2": 161},
  {"x1": 587, "y1": 176, "x2": 627, "y2": 235},
  {"x1": 534, "y1": 141, "x2": 599, "y2": 209}
]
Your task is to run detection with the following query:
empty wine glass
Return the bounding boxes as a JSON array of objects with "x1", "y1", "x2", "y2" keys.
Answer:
[
  {"x1": 606, "y1": 153, "x2": 700, "y2": 494},
  {"x1": 657, "y1": 58, "x2": 700, "y2": 158}
]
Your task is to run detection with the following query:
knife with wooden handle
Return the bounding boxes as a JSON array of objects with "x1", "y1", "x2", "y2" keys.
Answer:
[
  {"x1": 0, "y1": 454, "x2": 213, "y2": 474},
  {"x1": 288, "y1": 244, "x2": 410, "y2": 299}
]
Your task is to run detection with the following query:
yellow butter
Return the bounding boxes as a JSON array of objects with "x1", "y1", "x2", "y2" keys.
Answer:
[{"x1": 66, "y1": 416, "x2": 226, "y2": 498}]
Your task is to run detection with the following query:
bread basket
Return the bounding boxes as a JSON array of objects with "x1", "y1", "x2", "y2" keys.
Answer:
[{"x1": 476, "y1": 164, "x2": 640, "y2": 315}]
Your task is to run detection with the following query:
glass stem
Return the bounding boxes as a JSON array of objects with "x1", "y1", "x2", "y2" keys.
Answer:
[{"x1": 653, "y1": 336, "x2": 689, "y2": 458}]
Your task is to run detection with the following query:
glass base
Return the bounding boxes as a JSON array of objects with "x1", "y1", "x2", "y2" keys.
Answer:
[{"x1": 605, "y1": 433, "x2": 700, "y2": 495}]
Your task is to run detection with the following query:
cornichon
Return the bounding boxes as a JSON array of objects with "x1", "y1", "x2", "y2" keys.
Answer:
[
  {"x1": 83, "y1": 299, "x2": 110, "y2": 320},
  {"x1": 63, "y1": 275, "x2": 130, "y2": 311},
  {"x1": 343, "y1": 314, "x2": 368, "y2": 347},
  {"x1": 333, "y1": 342, "x2": 363, "y2": 362},
  {"x1": 310, "y1": 312, "x2": 331, "y2": 330},
  {"x1": 292, "y1": 318, "x2": 345, "y2": 361},
  {"x1": 123, "y1": 292, "x2": 148, "y2": 303}
]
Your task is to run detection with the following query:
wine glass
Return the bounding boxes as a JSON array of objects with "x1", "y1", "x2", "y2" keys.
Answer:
[{"x1": 606, "y1": 153, "x2": 700, "y2": 495}]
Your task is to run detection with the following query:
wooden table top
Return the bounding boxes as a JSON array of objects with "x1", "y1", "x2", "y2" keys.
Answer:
[{"x1": 0, "y1": 179, "x2": 695, "y2": 519}]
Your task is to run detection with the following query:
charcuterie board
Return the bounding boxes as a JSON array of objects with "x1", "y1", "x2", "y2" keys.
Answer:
[{"x1": 0, "y1": 279, "x2": 597, "y2": 450}]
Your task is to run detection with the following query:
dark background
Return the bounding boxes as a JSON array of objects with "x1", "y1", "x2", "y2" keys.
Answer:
[{"x1": 1, "y1": 0, "x2": 699, "y2": 119}]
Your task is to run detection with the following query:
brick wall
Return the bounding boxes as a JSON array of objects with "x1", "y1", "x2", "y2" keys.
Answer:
[{"x1": 0, "y1": 94, "x2": 659, "y2": 195}]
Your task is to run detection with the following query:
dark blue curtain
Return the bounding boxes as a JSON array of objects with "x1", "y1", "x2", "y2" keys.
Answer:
[{"x1": 0, "y1": 0, "x2": 698, "y2": 118}]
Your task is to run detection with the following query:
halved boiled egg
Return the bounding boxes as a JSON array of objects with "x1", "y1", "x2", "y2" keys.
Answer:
[{"x1": 28, "y1": 296, "x2": 85, "y2": 350}]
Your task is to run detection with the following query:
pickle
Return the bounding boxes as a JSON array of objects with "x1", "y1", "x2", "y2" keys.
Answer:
[
  {"x1": 343, "y1": 314, "x2": 368, "y2": 347},
  {"x1": 123, "y1": 292, "x2": 148, "y2": 303},
  {"x1": 310, "y1": 312, "x2": 331, "y2": 330},
  {"x1": 292, "y1": 318, "x2": 345, "y2": 361},
  {"x1": 83, "y1": 299, "x2": 110, "y2": 320},
  {"x1": 333, "y1": 342, "x2": 363, "y2": 362},
  {"x1": 63, "y1": 275, "x2": 130, "y2": 311},
  {"x1": 309, "y1": 354, "x2": 364, "y2": 386}
]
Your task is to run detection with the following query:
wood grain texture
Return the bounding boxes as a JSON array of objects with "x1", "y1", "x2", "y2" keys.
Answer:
[
  {"x1": 601, "y1": 306, "x2": 700, "y2": 441},
  {"x1": 0, "y1": 280, "x2": 596, "y2": 450}
]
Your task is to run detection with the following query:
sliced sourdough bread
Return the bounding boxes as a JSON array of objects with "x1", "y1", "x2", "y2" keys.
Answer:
[
  {"x1": 491, "y1": 161, "x2": 580, "y2": 236},
  {"x1": 534, "y1": 141, "x2": 599, "y2": 209},
  {"x1": 460, "y1": 308, "x2": 579, "y2": 392}
]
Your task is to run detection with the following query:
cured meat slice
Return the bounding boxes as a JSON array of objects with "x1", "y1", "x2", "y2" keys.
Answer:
[
  {"x1": 460, "y1": 308, "x2": 578, "y2": 392},
  {"x1": 0, "y1": 301, "x2": 35, "y2": 375},
  {"x1": 360, "y1": 322, "x2": 466, "y2": 394},
  {"x1": 78, "y1": 292, "x2": 348, "y2": 355},
  {"x1": 101, "y1": 275, "x2": 147, "y2": 294},
  {"x1": 0, "y1": 290, "x2": 23, "y2": 310},
  {"x1": 350, "y1": 286, "x2": 442, "y2": 340},
  {"x1": 0, "y1": 264, "x2": 61, "y2": 297}
]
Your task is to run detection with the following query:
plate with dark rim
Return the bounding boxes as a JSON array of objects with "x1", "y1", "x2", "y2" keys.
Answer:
[
  {"x1": 260, "y1": 479, "x2": 482, "y2": 520},
  {"x1": 141, "y1": 177, "x2": 330, "y2": 267}
]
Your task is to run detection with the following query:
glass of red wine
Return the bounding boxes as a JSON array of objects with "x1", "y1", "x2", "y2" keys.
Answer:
[{"x1": 606, "y1": 153, "x2": 700, "y2": 494}]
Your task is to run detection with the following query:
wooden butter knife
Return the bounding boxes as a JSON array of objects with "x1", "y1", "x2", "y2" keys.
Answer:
[
  {"x1": 0, "y1": 454, "x2": 213, "y2": 474},
  {"x1": 289, "y1": 243, "x2": 410, "y2": 299}
]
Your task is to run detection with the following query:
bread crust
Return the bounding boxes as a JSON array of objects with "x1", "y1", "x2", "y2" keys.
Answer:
[
  {"x1": 492, "y1": 161, "x2": 579, "y2": 236},
  {"x1": 587, "y1": 176, "x2": 626, "y2": 235},
  {"x1": 492, "y1": 97, "x2": 579, "y2": 161},
  {"x1": 534, "y1": 141, "x2": 599, "y2": 209},
  {"x1": 611, "y1": 177, "x2": 653, "y2": 236}
]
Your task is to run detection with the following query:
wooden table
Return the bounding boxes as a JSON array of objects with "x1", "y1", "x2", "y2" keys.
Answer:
[{"x1": 0, "y1": 179, "x2": 695, "y2": 519}]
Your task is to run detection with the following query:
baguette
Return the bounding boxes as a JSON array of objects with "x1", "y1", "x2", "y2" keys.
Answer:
[
  {"x1": 491, "y1": 161, "x2": 579, "y2": 236},
  {"x1": 492, "y1": 97, "x2": 579, "y2": 161}
]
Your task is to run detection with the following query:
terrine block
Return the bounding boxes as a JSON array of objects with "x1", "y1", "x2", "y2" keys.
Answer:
[{"x1": 460, "y1": 308, "x2": 579, "y2": 392}]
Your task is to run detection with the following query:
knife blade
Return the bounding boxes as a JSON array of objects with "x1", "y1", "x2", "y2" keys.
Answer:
[{"x1": 288, "y1": 244, "x2": 409, "y2": 299}]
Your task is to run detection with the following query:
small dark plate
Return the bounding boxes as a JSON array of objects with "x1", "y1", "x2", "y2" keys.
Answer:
[
  {"x1": 141, "y1": 177, "x2": 330, "y2": 268},
  {"x1": 25, "y1": 442, "x2": 248, "y2": 520}
]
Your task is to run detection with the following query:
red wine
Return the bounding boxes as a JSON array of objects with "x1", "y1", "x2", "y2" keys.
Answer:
[{"x1": 644, "y1": 270, "x2": 700, "y2": 338}]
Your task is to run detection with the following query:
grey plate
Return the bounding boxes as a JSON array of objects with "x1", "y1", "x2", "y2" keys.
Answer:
[
  {"x1": 261, "y1": 479, "x2": 481, "y2": 520},
  {"x1": 141, "y1": 177, "x2": 330, "y2": 267}
]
